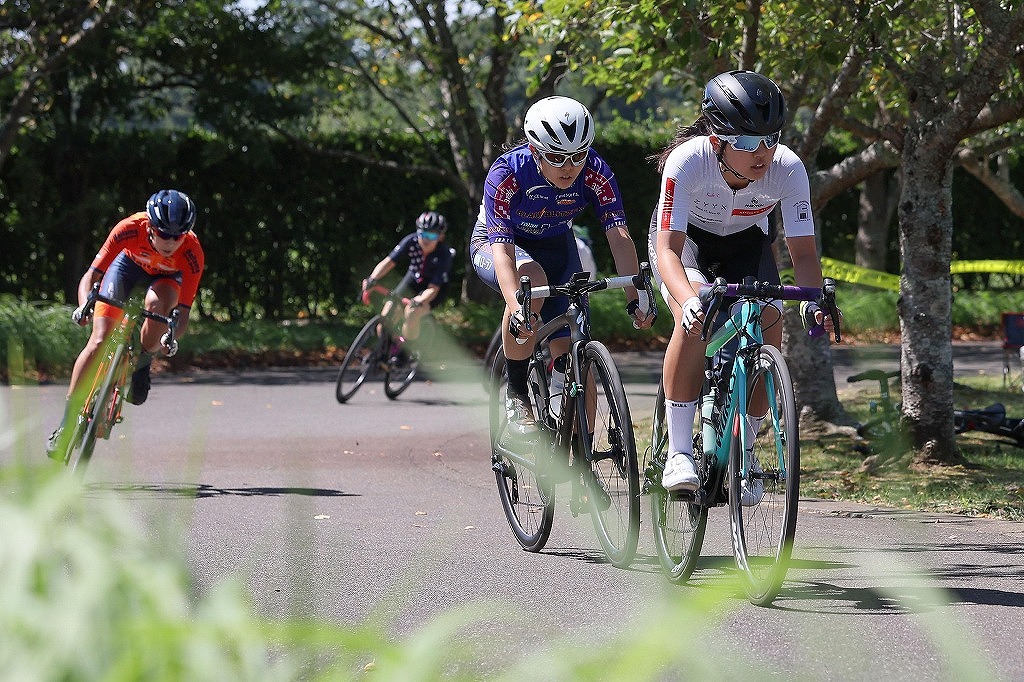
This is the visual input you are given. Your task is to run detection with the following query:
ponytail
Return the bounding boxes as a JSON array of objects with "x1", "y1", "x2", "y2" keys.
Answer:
[{"x1": 648, "y1": 116, "x2": 714, "y2": 172}]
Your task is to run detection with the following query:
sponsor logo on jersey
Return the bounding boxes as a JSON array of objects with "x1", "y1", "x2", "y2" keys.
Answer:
[
  {"x1": 584, "y1": 168, "x2": 617, "y2": 205},
  {"x1": 794, "y1": 200, "x2": 811, "y2": 221},
  {"x1": 659, "y1": 178, "x2": 676, "y2": 231},
  {"x1": 525, "y1": 184, "x2": 551, "y2": 201}
]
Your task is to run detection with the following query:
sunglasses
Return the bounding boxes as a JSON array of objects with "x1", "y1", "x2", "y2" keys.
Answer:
[
  {"x1": 538, "y1": 149, "x2": 589, "y2": 168},
  {"x1": 418, "y1": 230, "x2": 440, "y2": 241},
  {"x1": 151, "y1": 227, "x2": 186, "y2": 241},
  {"x1": 717, "y1": 132, "x2": 781, "y2": 152}
]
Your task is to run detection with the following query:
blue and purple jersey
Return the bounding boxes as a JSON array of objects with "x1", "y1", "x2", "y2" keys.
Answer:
[{"x1": 476, "y1": 144, "x2": 627, "y2": 244}]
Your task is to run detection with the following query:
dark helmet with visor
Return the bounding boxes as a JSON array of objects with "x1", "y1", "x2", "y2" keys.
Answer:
[
  {"x1": 701, "y1": 70, "x2": 787, "y2": 136},
  {"x1": 146, "y1": 189, "x2": 196, "y2": 236}
]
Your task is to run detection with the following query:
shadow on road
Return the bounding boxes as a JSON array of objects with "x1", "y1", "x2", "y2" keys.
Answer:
[{"x1": 92, "y1": 482, "x2": 357, "y2": 499}]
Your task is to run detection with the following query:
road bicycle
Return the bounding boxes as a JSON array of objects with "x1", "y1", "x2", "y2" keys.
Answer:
[
  {"x1": 644, "y1": 276, "x2": 840, "y2": 605},
  {"x1": 847, "y1": 368, "x2": 903, "y2": 455},
  {"x1": 335, "y1": 283, "x2": 435, "y2": 402},
  {"x1": 488, "y1": 265, "x2": 655, "y2": 568},
  {"x1": 53, "y1": 283, "x2": 179, "y2": 475},
  {"x1": 850, "y1": 367, "x2": 1024, "y2": 450}
]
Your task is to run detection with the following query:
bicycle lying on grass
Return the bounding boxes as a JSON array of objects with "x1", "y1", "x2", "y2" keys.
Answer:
[
  {"x1": 489, "y1": 265, "x2": 656, "y2": 568},
  {"x1": 52, "y1": 283, "x2": 179, "y2": 475},
  {"x1": 335, "y1": 283, "x2": 435, "y2": 403},
  {"x1": 645, "y1": 277, "x2": 840, "y2": 605},
  {"x1": 847, "y1": 368, "x2": 1024, "y2": 451},
  {"x1": 954, "y1": 403, "x2": 1024, "y2": 448},
  {"x1": 846, "y1": 369, "x2": 902, "y2": 455}
]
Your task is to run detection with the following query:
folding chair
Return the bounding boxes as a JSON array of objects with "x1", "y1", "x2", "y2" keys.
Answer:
[{"x1": 1001, "y1": 312, "x2": 1024, "y2": 390}]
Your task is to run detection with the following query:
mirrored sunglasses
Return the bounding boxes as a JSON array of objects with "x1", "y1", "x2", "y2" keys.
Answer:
[
  {"x1": 718, "y1": 132, "x2": 780, "y2": 152},
  {"x1": 152, "y1": 227, "x2": 186, "y2": 241},
  {"x1": 540, "y1": 149, "x2": 589, "y2": 168},
  {"x1": 418, "y1": 230, "x2": 440, "y2": 241}
]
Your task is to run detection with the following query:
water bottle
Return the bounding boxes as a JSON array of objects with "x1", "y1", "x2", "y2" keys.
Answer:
[
  {"x1": 548, "y1": 366, "x2": 566, "y2": 421},
  {"x1": 700, "y1": 388, "x2": 717, "y2": 458}
]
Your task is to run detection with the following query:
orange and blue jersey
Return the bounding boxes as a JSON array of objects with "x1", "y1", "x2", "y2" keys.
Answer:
[{"x1": 90, "y1": 212, "x2": 205, "y2": 307}]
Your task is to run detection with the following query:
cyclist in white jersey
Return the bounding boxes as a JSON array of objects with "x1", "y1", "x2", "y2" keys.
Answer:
[{"x1": 648, "y1": 70, "x2": 840, "y2": 494}]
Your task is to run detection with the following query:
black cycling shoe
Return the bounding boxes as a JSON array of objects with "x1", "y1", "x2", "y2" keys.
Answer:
[
  {"x1": 46, "y1": 426, "x2": 64, "y2": 461},
  {"x1": 127, "y1": 362, "x2": 152, "y2": 405}
]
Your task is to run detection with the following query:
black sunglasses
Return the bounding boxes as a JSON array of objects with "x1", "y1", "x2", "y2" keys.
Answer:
[{"x1": 152, "y1": 227, "x2": 186, "y2": 241}]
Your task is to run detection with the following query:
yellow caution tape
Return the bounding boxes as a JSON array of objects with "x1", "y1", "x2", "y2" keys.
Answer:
[
  {"x1": 781, "y1": 258, "x2": 1024, "y2": 291},
  {"x1": 950, "y1": 260, "x2": 1024, "y2": 276}
]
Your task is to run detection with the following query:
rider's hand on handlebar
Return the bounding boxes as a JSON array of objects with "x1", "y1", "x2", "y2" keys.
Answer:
[
  {"x1": 626, "y1": 298, "x2": 656, "y2": 329},
  {"x1": 679, "y1": 296, "x2": 704, "y2": 334},
  {"x1": 71, "y1": 306, "x2": 91, "y2": 327},
  {"x1": 508, "y1": 310, "x2": 539, "y2": 344},
  {"x1": 801, "y1": 300, "x2": 842, "y2": 338},
  {"x1": 160, "y1": 332, "x2": 178, "y2": 357}
]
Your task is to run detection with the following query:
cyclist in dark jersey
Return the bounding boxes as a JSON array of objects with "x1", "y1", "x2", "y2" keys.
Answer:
[
  {"x1": 361, "y1": 211, "x2": 454, "y2": 363},
  {"x1": 47, "y1": 189, "x2": 205, "y2": 457},
  {"x1": 470, "y1": 96, "x2": 655, "y2": 432}
]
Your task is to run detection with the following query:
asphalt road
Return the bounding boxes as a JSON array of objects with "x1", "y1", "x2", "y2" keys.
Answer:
[{"x1": 2, "y1": 342, "x2": 1023, "y2": 680}]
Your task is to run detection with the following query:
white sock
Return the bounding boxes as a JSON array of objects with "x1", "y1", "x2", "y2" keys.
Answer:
[{"x1": 666, "y1": 399, "x2": 698, "y2": 456}]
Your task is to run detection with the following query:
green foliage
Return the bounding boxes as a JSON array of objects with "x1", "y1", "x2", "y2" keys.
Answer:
[
  {"x1": 0, "y1": 296, "x2": 87, "y2": 383},
  {"x1": 802, "y1": 376, "x2": 1024, "y2": 521}
]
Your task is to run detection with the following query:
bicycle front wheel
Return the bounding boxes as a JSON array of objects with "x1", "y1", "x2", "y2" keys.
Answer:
[
  {"x1": 729, "y1": 344, "x2": 799, "y2": 606},
  {"x1": 649, "y1": 382, "x2": 707, "y2": 583},
  {"x1": 68, "y1": 344, "x2": 126, "y2": 476},
  {"x1": 489, "y1": 349, "x2": 554, "y2": 552},
  {"x1": 576, "y1": 341, "x2": 640, "y2": 569},
  {"x1": 336, "y1": 316, "x2": 384, "y2": 403}
]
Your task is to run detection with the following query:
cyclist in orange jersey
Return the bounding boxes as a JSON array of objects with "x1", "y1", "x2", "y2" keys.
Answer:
[{"x1": 47, "y1": 189, "x2": 205, "y2": 457}]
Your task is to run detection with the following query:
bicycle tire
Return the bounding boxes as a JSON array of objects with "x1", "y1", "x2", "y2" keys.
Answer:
[
  {"x1": 384, "y1": 357, "x2": 418, "y2": 399},
  {"x1": 729, "y1": 344, "x2": 799, "y2": 606},
  {"x1": 575, "y1": 341, "x2": 640, "y2": 568},
  {"x1": 489, "y1": 349, "x2": 554, "y2": 552},
  {"x1": 336, "y1": 315, "x2": 384, "y2": 403},
  {"x1": 649, "y1": 382, "x2": 708, "y2": 583},
  {"x1": 481, "y1": 326, "x2": 503, "y2": 392},
  {"x1": 384, "y1": 316, "x2": 436, "y2": 399},
  {"x1": 67, "y1": 344, "x2": 126, "y2": 476}
]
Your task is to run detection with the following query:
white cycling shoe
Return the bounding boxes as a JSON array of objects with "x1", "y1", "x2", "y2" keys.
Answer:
[
  {"x1": 662, "y1": 451, "x2": 699, "y2": 492},
  {"x1": 740, "y1": 453, "x2": 764, "y2": 506}
]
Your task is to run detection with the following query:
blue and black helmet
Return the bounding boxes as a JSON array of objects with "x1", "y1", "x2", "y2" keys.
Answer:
[{"x1": 146, "y1": 189, "x2": 197, "y2": 236}]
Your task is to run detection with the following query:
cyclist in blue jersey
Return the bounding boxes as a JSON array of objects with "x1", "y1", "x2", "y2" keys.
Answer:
[
  {"x1": 648, "y1": 70, "x2": 840, "y2": 494},
  {"x1": 362, "y1": 211, "x2": 453, "y2": 365},
  {"x1": 471, "y1": 96, "x2": 655, "y2": 433}
]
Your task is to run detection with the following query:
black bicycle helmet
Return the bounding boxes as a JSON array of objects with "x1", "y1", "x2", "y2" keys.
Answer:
[
  {"x1": 146, "y1": 189, "x2": 196, "y2": 236},
  {"x1": 701, "y1": 70, "x2": 787, "y2": 136},
  {"x1": 415, "y1": 211, "x2": 447, "y2": 233}
]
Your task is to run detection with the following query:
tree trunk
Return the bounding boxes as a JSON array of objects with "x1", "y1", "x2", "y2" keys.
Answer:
[
  {"x1": 896, "y1": 150, "x2": 960, "y2": 466},
  {"x1": 855, "y1": 169, "x2": 899, "y2": 271}
]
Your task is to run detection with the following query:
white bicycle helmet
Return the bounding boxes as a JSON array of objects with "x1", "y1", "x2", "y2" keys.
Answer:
[{"x1": 523, "y1": 96, "x2": 595, "y2": 154}]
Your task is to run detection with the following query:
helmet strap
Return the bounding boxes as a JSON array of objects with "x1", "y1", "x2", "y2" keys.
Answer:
[{"x1": 714, "y1": 139, "x2": 753, "y2": 184}]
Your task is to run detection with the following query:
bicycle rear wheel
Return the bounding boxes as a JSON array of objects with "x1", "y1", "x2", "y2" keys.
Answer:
[
  {"x1": 649, "y1": 382, "x2": 707, "y2": 583},
  {"x1": 336, "y1": 316, "x2": 384, "y2": 403},
  {"x1": 384, "y1": 316, "x2": 435, "y2": 399},
  {"x1": 489, "y1": 349, "x2": 554, "y2": 552},
  {"x1": 576, "y1": 341, "x2": 640, "y2": 568},
  {"x1": 729, "y1": 344, "x2": 799, "y2": 606}
]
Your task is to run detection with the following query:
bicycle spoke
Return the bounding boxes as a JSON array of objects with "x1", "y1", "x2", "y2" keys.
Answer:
[
  {"x1": 578, "y1": 342, "x2": 639, "y2": 569},
  {"x1": 729, "y1": 344, "x2": 799, "y2": 606},
  {"x1": 490, "y1": 350, "x2": 554, "y2": 552},
  {"x1": 649, "y1": 382, "x2": 708, "y2": 583}
]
